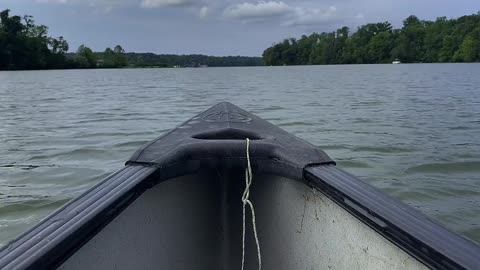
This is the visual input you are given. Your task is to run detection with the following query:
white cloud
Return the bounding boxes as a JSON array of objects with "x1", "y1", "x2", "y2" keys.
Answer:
[
  {"x1": 199, "y1": 6, "x2": 209, "y2": 18},
  {"x1": 34, "y1": 0, "x2": 134, "y2": 12},
  {"x1": 222, "y1": 1, "x2": 346, "y2": 26},
  {"x1": 223, "y1": 1, "x2": 293, "y2": 20},
  {"x1": 141, "y1": 0, "x2": 193, "y2": 8},
  {"x1": 355, "y1": 13, "x2": 365, "y2": 20},
  {"x1": 286, "y1": 6, "x2": 338, "y2": 26},
  {"x1": 35, "y1": 0, "x2": 68, "y2": 3}
]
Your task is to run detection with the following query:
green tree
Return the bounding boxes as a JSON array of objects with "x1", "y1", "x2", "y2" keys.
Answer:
[
  {"x1": 49, "y1": 36, "x2": 69, "y2": 54},
  {"x1": 103, "y1": 47, "x2": 115, "y2": 68},
  {"x1": 0, "y1": 9, "x2": 24, "y2": 69},
  {"x1": 309, "y1": 32, "x2": 337, "y2": 64},
  {"x1": 46, "y1": 36, "x2": 69, "y2": 68},
  {"x1": 335, "y1": 27, "x2": 350, "y2": 64},
  {"x1": 113, "y1": 45, "x2": 128, "y2": 67},
  {"x1": 439, "y1": 35, "x2": 455, "y2": 62},
  {"x1": 421, "y1": 17, "x2": 448, "y2": 62},
  {"x1": 296, "y1": 35, "x2": 314, "y2": 64},
  {"x1": 76, "y1": 44, "x2": 97, "y2": 68},
  {"x1": 263, "y1": 13, "x2": 480, "y2": 65},
  {"x1": 0, "y1": 9, "x2": 74, "y2": 70},
  {"x1": 22, "y1": 15, "x2": 48, "y2": 40},
  {"x1": 454, "y1": 35, "x2": 479, "y2": 62},
  {"x1": 367, "y1": 32, "x2": 393, "y2": 63},
  {"x1": 395, "y1": 15, "x2": 426, "y2": 62}
]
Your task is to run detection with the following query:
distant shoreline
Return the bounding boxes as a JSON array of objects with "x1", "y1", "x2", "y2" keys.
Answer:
[
  {"x1": 3, "y1": 62, "x2": 480, "y2": 72},
  {"x1": 263, "y1": 13, "x2": 480, "y2": 66},
  {"x1": 0, "y1": 9, "x2": 264, "y2": 71}
]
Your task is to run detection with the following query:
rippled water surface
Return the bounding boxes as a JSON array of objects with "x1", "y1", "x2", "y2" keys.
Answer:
[{"x1": 1, "y1": 64, "x2": 479, "y2": 245}]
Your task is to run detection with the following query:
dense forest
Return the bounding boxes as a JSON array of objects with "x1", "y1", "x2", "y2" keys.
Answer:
[
  {"x1": 263, "y1": 13, "x2": 480, "y2": 65},
  {"x1": 0, "y1": 9, "x2": 129, "y2": 70},
  {"x1": 1, "y1": 9, "x2": 70, "y2": 70},
  {"x1": 0, "y1": 9, "x2": 263, "y2": 70},
  {"x1": 125, "y1": 53, "x2": 263, "y2": 67}
]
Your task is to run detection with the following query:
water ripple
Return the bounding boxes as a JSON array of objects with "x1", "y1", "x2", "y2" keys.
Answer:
[
  {"x1": 1, "y1": 64, "x2": 480, "y2": 245},
  {"x1": 404, "y1": 162, "x2": 480, "y2": 174}
]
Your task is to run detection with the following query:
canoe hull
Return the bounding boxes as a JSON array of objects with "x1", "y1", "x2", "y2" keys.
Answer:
[{"x1": 60, "y1": 170, "x2": 426, "y2": 270}]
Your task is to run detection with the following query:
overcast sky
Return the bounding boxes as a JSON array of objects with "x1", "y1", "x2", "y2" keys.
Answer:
[{"x1": 1, "y1": 0, "x2": 479, "y2": 56}]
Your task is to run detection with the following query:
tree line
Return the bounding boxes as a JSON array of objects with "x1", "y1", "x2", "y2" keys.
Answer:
[
  {"x1": 263, "y1": 13, "x2": 480, "y2": 65},
  {"x1": 1, "y1": 9, "x2": 133, "y2": 70},
  {"x1": 0, "y1": 9, "x2": 263, "y2": 70},
  {"x1": 125, "y1": 53, "x2": 263, "y2": 67},
  {"x1": 1, "y1": 9, "x2": 69, "y2": 70}
]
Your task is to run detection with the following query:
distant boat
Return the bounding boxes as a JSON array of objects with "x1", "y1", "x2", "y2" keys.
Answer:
[{"x1": 392, "y1": 59, "x2": 401, "y2": 64}]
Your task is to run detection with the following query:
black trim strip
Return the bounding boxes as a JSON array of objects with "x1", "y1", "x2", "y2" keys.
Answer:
[
  {"x1": 305, "y1": 165, "x2": 480, "y2": 270},
  {"x1": 0, "y1": 166, "x2": 156, "y2": 270}
]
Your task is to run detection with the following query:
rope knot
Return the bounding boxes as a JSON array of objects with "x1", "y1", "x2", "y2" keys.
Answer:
[{"x1": 241, "y1": 138, "x2": 261, "y2": 270}]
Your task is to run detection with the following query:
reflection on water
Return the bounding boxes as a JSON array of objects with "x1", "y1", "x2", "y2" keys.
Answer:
[{"x1": 0, "y1": 64, "x2": 479, "y2": 245}]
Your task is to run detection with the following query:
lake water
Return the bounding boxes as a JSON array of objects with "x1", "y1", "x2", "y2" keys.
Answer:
[{"x1": 1, "y1": 64, "x2": 479, "y2": 246}]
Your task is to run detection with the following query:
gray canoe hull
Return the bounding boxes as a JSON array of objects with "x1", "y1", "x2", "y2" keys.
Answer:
[{"x1": 60, "y1": 171, "x2": 427, "y2": 270}]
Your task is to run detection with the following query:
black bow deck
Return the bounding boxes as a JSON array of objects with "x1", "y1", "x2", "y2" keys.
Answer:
[{"x1": 127, "y1": 102, "x2": 334, "y2": 180}]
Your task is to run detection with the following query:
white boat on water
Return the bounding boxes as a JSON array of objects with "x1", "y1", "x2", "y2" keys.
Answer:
[{"x1": 392, "y1": 59, "x2": 401, "y2": 64}]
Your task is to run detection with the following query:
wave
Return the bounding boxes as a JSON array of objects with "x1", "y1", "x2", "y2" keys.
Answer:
[
  {"x1": 405, "y1": 161, "x2": 480, "y2": 174},
  {"x1": 351, "y1": 146, "x2": 414, "y2": 154},
  {"x1": 337, "y1": 160, "x2": 372, "y2": 168}
]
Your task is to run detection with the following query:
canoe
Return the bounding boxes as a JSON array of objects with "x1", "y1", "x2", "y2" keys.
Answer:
[{"x1": 0, "y1": 102, "x2": 479, "y2": 270}]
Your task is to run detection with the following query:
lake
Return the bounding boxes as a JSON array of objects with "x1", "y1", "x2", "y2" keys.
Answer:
[{"x1": 0, "y1": 64, "x2": 479, "y2": 246}]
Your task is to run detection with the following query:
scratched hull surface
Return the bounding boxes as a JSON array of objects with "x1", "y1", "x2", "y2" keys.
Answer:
[{"x1": 60, "y1": 172, "x2": 427, "y2": 270}]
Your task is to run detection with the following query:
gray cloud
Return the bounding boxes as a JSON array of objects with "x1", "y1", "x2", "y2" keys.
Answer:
[
  {"x1": 222, "y1": 1, "x2": 353, "y2": 27},
  {"x1": 34, "y1": 0, "x2": 139, "y2": 13},
  {"x1": 35, "y1": 0, "x2": 67, "y2": 3},
  {"x1": 32, "y1": 0, "x2": 358, "y2": 26},
  {"x1": 199, "y1": 6, "x2": 209, "y2": 18},
  {"x1": 223, "y1": 1, "x2": 292, "y2": 20},
  {"x1": 286, "y1": 6, "x2": 338, "y2": 26},
  {"x1": 140, "y1": 0, "x2": 195, "y2": 8},
  {"x1": 34, "y1": 0, "x2": 129, "y2": 5}
]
